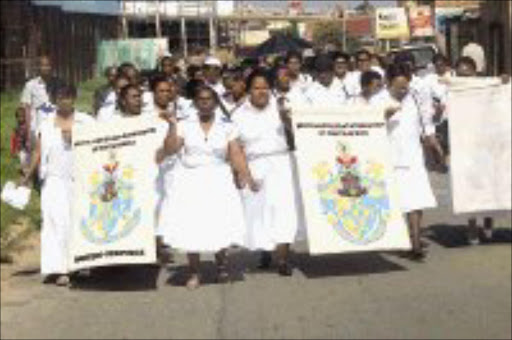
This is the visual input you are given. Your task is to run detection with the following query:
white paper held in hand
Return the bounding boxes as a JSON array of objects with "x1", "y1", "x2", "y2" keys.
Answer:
[{"x1": 1, "y1": 181, "x2": 31, "y2": 210}]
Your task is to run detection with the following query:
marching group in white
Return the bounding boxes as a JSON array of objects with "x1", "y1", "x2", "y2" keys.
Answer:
[{"x1": 15, "y1": 48, "x2": 507, "y2": 289}]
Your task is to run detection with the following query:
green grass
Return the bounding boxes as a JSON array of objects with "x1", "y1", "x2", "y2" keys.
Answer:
[{"x1": 0, "y1": 77, "x2": 104, "y2": 261}]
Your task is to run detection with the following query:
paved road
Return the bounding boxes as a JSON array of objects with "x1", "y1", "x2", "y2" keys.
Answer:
[{"x1": 1, "y1": 172, "x2": 511, "y2": 339}]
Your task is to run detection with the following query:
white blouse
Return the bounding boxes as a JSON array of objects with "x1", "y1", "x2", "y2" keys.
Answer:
[
  {"x1": 305, "y1": 77, "x2": 348, "y2": 106},
  {"x1": 177, "y1": 112, "x2": 238, "y2": 168},
  {"x1": 39, "y1": 111, "x2": 95, "y2": 180},
  {"x1": 231, "y1": 100, "x2": 289, "y2": 160}
]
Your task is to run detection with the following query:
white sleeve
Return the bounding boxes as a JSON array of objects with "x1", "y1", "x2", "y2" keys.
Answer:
[
  {"x1": 20, "y1": 81, "x2": 31, "y2": 106},
  {"x1": 227, "y1": 124, "x2": 240, "y2": 142}
]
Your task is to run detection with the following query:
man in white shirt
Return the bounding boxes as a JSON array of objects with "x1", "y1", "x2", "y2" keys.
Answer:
[
  {"x1": 20, "y1": 56, "x2": 55, "y2": 142},
  {"x1": 306, "y1": 54, "x2": 348, "y2": 106},
  {"x1": 461, "y1": 34, "x2": 486, "y2": 75},
  {"x1": 343, "y1": 49, "x2": 374, "y2": 98},
  {"x1": 285, "y1": 51, "x2": 313, "y2": 94}
]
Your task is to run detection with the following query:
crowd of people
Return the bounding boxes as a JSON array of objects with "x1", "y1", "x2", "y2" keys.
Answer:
[{"x1": 12, "y1": 46, "x2": 508, "y2": 289}]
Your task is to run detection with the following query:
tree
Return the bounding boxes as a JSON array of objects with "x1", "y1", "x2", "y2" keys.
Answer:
[{"x1": 312, "y1": 21, "x2": 344, "y2": 49}]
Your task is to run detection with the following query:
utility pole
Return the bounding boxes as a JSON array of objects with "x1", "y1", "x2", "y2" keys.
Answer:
[
  {"x1": 209, "y1": 0, "x2": 217, "y2": 55},
  {"x1": 342, "y1": 8, "x2": 347, "y2": 51},
  {"x1": 121, "y1": 0, "x2": 128, "y2": 39},
  {"x1": 180, "y1": 0, "x2": 188, "y2": 59},
  {"x1": 155, "y1": 0, "x2": 161, "y2": 38}
]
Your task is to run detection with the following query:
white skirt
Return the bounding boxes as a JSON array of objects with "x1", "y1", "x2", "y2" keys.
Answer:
[
  {"x1": 155, "y1": 157, "x2": 179, "y2": 237},
  {"x1": 161, "y1": 162, "x2": 246, "y2": 253},
  {"x1": 41, "y1": 176, "x2": 72, "y2": 275},
  {"x1": 393, "y1": 164, "x2": 437, "y2": 213},
  {"x1": 241, "y1": 152, "x2": 306, "y2": 251}
]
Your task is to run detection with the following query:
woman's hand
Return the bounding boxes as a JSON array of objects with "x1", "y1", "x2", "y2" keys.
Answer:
[
  {"x1": 384, "y1": 106, "x2": 399, "y2": 120},
  {"x1": 248, "y1": 177, "x2": 261, "y2": 193}
]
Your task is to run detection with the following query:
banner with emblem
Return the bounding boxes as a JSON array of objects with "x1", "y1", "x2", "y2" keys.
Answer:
[
  {"x1": 292, "y1": 106, "x2": 411, "y2": 254},
  {"x1": 447, "y1": 79, "x2": 512, "y2": 214},
  {"x1": 68, "y1": 117, "x2": 160, "y2": 271}
]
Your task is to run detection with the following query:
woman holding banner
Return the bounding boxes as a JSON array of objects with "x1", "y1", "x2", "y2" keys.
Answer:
[
  {"x1": 20, "y1": 84, "x2": 95, "y2": 286},
  {"x1": 231, "y1": 70, "x2": 305, "y2": 276},
  {"x1": 382, "y1": 63, "x2": 438, "y2": 260},
  {"x1": 162, "y1": 86, "x2": 257, "y2": 290}
]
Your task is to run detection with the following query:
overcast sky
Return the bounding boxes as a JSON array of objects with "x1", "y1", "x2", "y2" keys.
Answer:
[{"x1": 33, "y1": 0, "x2": 397, "y2": 14}]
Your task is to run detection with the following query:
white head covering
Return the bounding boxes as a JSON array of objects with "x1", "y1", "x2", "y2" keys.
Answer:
[{"x1": 204, "y1": 56, "x2": 222, "y2": 68}]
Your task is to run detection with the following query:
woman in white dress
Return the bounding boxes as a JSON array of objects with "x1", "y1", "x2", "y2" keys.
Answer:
[
  {"x1": 20, "y1": 84, "x2": 94, "y2": 286},
  {"x1": 162, "y1": 86, "x2": 257, "y2": 290},
  {"x1": 231, "y1": 70, "x2": 304, "y2": 276},
  {"x1": 382, "y1": 64, "x2": 439, "y2": 260},
  {"x1": 149, "y1": 75, "x2": 191, "y2": 263}
]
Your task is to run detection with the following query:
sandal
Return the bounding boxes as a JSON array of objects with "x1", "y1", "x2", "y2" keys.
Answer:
[{"x1": 55, "y1": 275, "x2": 70, "y2": 287}]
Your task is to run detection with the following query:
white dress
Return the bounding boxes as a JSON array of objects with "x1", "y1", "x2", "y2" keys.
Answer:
[
  {"x1": 232, "y1": 101, "x2": 305, "y2": 251},
  {"x1": 153, "y1": 101, "x2": 192, "y2": 238},
  {"x1": 161, "y1": 113, "x2": 246, "y2": 252},
  {"x1": 39, "y1": 111, "x2": 95, "y2": 275},
  {"x1": 381, "y1": 91, "x2": 437, "y2": 213},
  {"x1": 305, "y1": 78, "x2": 348, "y2": 106}
]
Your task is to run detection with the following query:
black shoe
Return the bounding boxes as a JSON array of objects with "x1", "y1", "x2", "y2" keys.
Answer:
[
  {"x1": 278, "y1": 262, "x2": 293, "y2": 276},
  {"x1": 258, "y1": 251, "x2": 272, "y2": 269}
]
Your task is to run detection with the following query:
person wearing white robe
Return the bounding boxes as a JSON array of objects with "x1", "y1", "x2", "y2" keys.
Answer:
[
  {"x1": 272, "y1": 65, "x2": 312, "y2": 112},
  {"x1": 148, "y1": 76, "x2": 193, "y2": 263},
  {"x1": 285, "y1": 51, "x2": 313, "y2": 95},
  {"x1": 162, "y1": 86, "x2": 256, "y2": 289},
  {"x1": 20, "y1": 84, "x2": 94, "y2": 286},
  {"x1": 343, "y1": 49, "x2": 374, "y2": 98},
  {"x1": 382, "y1": 64, "x2": 439, "y2": 260},
  {"x1": 220, "y1": 69, "x2": 248, "y2": 116},
  {"x1": 394, "y1": 51, "x2": 446, "y2": 169},
  {"x1": 347, "y1": 70, "x2": 385, "y2": 107},
  {"x1": 305, "y1": 54, "x2": 348, "y2": 106},
  {"x1": 231, "y1": 71, "x2": 304, "y2": 276},
  {"x1": 96, "y1": 75, "x2": 130, "y2": 123},
  {"x1": 423, "y1": 54, "x2": 454, "y2": 168}
]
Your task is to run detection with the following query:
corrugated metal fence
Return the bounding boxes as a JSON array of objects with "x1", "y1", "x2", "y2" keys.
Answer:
[{"x1": 1, "y1": 0, "x2": 119, "y2": 91}]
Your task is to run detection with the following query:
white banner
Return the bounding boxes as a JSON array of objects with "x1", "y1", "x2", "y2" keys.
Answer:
[
  {"x1": 69, "y1": 117, "x2": 161, "y2": 271},
  {"x1": 447, "y1": 79, "x2": 512, "y2": 214},
  {"x1": 293, "y1": 107, "x2": 411, "y2": 254}
]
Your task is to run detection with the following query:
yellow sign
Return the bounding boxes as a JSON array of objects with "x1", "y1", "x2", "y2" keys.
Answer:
[{"x1": 376, "y1": 8, "x2": 410, "y2": 40}]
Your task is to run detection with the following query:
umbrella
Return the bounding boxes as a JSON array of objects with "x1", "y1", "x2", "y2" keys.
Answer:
[{"x1": 251, "y1": 33, "x2": 313, "y2": 58}]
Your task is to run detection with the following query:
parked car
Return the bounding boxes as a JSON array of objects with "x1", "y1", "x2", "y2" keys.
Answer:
[{"x1": 391, "y1": 43, "x2": 439, "y2": 76}]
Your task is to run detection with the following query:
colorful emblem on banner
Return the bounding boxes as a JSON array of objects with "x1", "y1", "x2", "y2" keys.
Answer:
[
  {"x1": 80, "y1": 151, "x2": 141, "y2": 244},
  {"x1": 312, "y1": 141, "x2": 391, "y2": 245}
]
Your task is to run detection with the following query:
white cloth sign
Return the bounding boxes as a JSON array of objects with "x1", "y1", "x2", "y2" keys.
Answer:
[
  {"x1": 69, "y1": 117, "x2": 161, "y2": 271},
  {"x1": 292, "y1": 106, "x2": 411, "y2": 254},
  {"x1": 447, "y1": 80, "x2": 512, "y2": 214}
]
